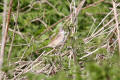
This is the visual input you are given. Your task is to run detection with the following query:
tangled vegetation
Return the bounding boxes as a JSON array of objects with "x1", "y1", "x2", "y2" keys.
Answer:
[{"x1": 0, "y1": 0, "x2": 120, "y2": 80}]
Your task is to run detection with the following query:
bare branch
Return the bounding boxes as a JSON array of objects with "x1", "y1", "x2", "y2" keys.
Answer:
[
  {"x1": 112, "y1": 0, "x2": 120, "y2": 54},
  {"x1": 0, "y1": 0, "x2": 13, "y2": 72},
  {"x1": 8, "y1": 0, "x2": 20, "y2": 62},
  {"x1": 0, "y1": 0, "x2": 7, "y2": 79}
]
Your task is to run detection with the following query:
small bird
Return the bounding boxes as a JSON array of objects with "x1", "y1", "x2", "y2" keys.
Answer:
[
  {"x1": 40, "y1": 26, "x2": 65, "y2": 50},
  {"x1": 47, "y1": 28, "x2": 65, "y2": 48}
]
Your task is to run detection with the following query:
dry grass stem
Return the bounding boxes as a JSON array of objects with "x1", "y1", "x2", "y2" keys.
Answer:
[
  {"x1": 112, "y1": 0, "x2": 120, "y2": 54},
  {"x1": 8, "y1": 0, "x2": 20, "y2": 61}
]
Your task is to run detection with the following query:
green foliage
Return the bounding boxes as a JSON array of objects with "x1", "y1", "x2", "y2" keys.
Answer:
[
  {"x1": 85, "y1": 54, "x2": 120, "y2": 80},
  {"x1": 0, "y1": 0, "x2": 120, "y2": 80},
  {"x1": 26, "y1": 73, "x2": 47, "y2": 80}
]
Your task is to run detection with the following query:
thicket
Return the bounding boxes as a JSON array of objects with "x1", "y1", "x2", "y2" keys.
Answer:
[{"x1": 0, "y1": 0, "x2": 120, "y2": 80}]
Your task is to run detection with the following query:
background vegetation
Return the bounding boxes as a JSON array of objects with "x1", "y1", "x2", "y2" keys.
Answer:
[{"x1": 0, "y1": 0, "x2": 120, "y2": 80}]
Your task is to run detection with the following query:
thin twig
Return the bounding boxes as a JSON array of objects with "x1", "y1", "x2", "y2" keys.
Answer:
[
  {"x1": 8, "y1": 0, "x2": 20, "y2": 62},
  {"x1": 31, "y1": 18, "x2": 48, "y2": 28},
  {"x1": 19, "y1": 36, "x2": 33, "y2": 61},
  {"x1": 0, "y1": 43, "x2": 30, "y2": 46},
  {"x1": 75, "y1": 0, "x2": 86, "y2": 20},
  {"x1": 80, "y1": 44, "x2": 107, "y2": 59},
  {"x1": 8, "y1": 28, "x2": 24, "y2": 39},
  {"x1": 82, "y1": 0, "x2": 104, "y2": 10}
]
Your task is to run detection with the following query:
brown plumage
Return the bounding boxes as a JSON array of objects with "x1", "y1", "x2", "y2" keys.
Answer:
[{"x1": 39, "y1": 27, "x2": 65, "y2": 50}]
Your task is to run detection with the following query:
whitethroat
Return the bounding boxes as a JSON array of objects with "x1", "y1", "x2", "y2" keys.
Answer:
[{"x1": 40, "y1": 26, "x2": 65, "y2": 50}]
